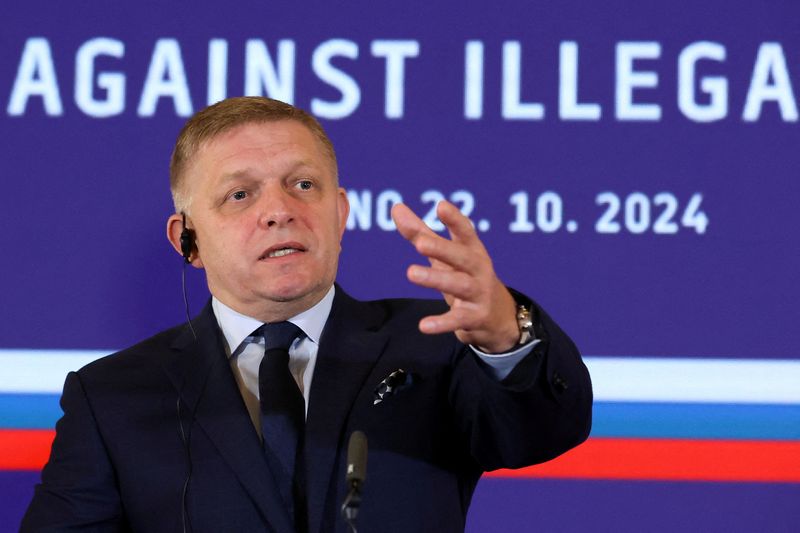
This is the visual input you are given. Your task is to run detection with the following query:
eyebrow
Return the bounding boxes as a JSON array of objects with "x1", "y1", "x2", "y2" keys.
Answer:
[
  {"x1": 216, "y1": 160, "x2": 321, "y2": 185},
  {"x1": 216, "y1": 169, "x2": 258, "y2": 185}
]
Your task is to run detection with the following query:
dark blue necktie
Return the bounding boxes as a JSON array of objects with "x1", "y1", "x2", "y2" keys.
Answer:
[{"x1": 258, "y1": 321, "x2": 306, "y2": 529}]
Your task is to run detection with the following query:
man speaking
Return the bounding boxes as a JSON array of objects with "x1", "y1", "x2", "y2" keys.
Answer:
[{"x1": 22, "y1": 97, "x2": 592, "y2": 532}]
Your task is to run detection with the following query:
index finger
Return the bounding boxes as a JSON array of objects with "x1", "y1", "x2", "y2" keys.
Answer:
[
  {"x1": 391, "y1": 202, "x2": 438, "y2": 245},
  {"x1": 437, "y1": 200, "x2": 480, "y2": 245}
]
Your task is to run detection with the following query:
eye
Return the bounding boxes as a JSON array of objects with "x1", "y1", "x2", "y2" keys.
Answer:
[
  {"x1": 296, "y1": 179, "x2": 314, "y2": 191},
  {"x1": 231, "y1": 190, "x2": 248, "y2": 201}
]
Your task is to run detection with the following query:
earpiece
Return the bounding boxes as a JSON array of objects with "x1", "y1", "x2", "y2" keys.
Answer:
[
  {"x1": 179, "y1": 212, "x2": 194, "y2": 264},
  {"x1": 178, "y1": 211, "x2": 198, "y2": 340}
]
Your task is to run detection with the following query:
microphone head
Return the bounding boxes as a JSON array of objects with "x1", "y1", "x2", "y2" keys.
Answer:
[{"x1": 346, "y1": 430, "x2": 368, "y2": 487}]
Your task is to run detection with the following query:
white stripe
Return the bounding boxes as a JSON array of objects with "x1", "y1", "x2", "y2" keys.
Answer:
[
  {"x1": 0, "y1": 350, "x2": 798, "y2": 404},
  {"x1": 586, "y1": 356, "x2": 800, "y2": 404},
  {"x1": 0, "y1": 350, "x2": 111, "y2": 393}
]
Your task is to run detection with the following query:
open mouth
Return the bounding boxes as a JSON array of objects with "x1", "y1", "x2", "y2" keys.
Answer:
[
  {"x1": 267, "y1": 248, "x2": 301, "y2": 258},
  {"x1": 259, "y1": 243, "x2": 307, "y2": 260}
]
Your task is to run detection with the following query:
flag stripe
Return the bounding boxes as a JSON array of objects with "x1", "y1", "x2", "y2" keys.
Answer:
[
  {"x1": 2, "y1": 351, "x2": 799, "y2": 404},
  {"x1": 0, "y1": 395, "x2": 61, "y2": 429},
  {"x1": 2, "y1": 395, "x2": 800, "y2": 440},
  {"x1": 485, "y1": 438, "x2": 800, "y2": 482},
  {"x1": 592, "y1": 402, "x2": 800, "y2": 440},
  {"x1": 587, "y1": 357, "x2": 800, "y2": 404},
  {"x1": 5, "y1": 431, "x2": 800, "y2": 482},
  {"x1": 0, "y1": 350, "x2": 108, "y2": 393},
  {"x1": 0, "y1": 430, "x2": 54, "y2": 470}
]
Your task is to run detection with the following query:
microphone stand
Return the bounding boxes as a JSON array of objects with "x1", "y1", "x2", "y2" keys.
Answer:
[
  {"x1": 340, "y1": 479, "x2": 362, "y2": 533},
  {"x1": 341, "y1": 430, "x2": 367, "y2": 533}
]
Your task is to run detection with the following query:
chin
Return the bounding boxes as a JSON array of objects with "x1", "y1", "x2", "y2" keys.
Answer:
[{"x1": 264, "y1": 277, "x2": 322, "y2": 303}]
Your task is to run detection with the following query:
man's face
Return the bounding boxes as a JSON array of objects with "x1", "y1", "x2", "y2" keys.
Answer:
[{"x1": 174, "y1": 120, "x2": 349, "y2": 320}]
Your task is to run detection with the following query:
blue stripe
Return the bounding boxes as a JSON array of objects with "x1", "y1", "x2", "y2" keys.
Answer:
[
  {"x1": 0, "y1": 394, "x2": 61, "y2": 429},
  {"x1": 2, "y1": 394, "x2": 800, "y2": 439},
  {"x1": 592, "y1": 402, "x2": 800, "y2": 440}
]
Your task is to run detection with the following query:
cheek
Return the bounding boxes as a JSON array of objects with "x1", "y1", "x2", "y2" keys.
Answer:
[
  {"x1": 308, "y1": 222, "x2": 342, "y2": 268},
  {"x1": 197, "y1": 224, "x2": 242, "y2": 266},
  {"x1": 322, "y1": 222, "x2": 344, "y2": 252}
]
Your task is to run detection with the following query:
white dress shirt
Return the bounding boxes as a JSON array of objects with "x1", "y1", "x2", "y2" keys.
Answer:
[{"x1": 212, "y1": 285, "x2": 538, "y2": 434}]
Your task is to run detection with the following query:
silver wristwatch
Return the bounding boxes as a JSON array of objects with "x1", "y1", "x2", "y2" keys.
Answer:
[{"x1": 516, "y1": 304, "x2": 535, "y2": 345}]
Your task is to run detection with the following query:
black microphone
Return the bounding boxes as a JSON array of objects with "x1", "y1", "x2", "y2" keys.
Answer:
[{"x1": 341, "y1": 430, "x2": 367, "y2": 532}]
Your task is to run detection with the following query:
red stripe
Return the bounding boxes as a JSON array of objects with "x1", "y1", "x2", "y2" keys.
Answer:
[
  {"x1": 486, "y1": 437, "x2": 800, "y2": 482},
  {"x1": 0, "y1": 429, "x2": 54, "y2": 470},
  {"x1": 3, "y1": 431, "x2": 800, "y2": 482}
]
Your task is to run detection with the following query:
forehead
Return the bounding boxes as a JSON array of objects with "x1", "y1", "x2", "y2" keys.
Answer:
[{"x1": 196, "y1": 120, "x2": 328, "y2": 172}]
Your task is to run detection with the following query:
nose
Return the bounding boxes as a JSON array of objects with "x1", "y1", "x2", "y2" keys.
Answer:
[{"x1": 258, "y1": 186, "x2": 296, "y2": 229}]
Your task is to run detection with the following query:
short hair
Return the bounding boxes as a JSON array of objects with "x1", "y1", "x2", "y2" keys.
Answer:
[{"x1": 169, "y1": 96, "x2": 338, "y2": 213}]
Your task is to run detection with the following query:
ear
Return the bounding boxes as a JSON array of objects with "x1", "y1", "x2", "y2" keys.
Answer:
[
  {"x1": 166, "y1": 213, "x2": 204, "y2": 268},
  {"x1": 336, "y1": 187, "x2": 350, "y2": 241}
]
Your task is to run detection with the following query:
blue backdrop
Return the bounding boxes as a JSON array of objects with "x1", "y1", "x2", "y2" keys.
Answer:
[{"x1": 2, "y1": 1, "x2": 798, "y2": 531}]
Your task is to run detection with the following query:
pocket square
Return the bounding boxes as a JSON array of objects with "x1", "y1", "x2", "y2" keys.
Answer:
[{"x1": 373, "y1": 369, "x2": 415, "y2": 405}]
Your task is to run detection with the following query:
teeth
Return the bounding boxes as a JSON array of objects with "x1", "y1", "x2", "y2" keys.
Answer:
[{"x1": 268, "y1": 248, "x2": 299, "y2": 258}]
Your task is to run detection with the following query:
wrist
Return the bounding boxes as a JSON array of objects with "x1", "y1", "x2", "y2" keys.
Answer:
[{"x1": 478, "y1": 289, "x2": 524, "y2": 353}]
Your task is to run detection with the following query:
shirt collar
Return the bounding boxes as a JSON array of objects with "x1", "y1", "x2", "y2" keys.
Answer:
[{"x1": 212, "y1": 285, "x2": 336, "y2": 357}]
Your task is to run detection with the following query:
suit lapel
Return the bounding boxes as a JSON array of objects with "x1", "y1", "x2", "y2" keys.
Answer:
[
  {"x1": 304, "y1": 287, "x2": 389, "y2": 533},
  {"x1": 161, "y1": 302, "x2": 294, "y2": 533}
]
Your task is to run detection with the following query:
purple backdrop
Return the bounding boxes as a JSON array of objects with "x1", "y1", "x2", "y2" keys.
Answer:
[{"x1": 2, "y1": 1, "x2": 798, "y2": 531}]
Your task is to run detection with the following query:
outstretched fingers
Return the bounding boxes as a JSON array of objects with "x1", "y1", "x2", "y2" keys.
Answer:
[{"x1": 392, "y1": 201, "x2": 485, "y2": 274}]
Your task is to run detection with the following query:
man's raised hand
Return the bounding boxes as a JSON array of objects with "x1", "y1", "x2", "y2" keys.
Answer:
[{"x1": 391, "y1": 201, "x2": 519, "y2": 353}]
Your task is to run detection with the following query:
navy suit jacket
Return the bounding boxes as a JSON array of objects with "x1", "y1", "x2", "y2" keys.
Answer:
[{"x1": 22, "y1": 287, "x2": 592, "y2": 532}]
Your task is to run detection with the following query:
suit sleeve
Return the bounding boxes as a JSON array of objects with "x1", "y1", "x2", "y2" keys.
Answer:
[
  {"x1": 20, "y1": 371, "x2": 129, "y2": 532},
  {"x1": 448, "y1": 294, "x2": 593, "y2": 471}
]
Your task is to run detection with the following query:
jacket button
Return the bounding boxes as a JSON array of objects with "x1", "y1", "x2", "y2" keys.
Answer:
[{"x1": 553, "y1": 372, "x2": 568, "y2": 392}]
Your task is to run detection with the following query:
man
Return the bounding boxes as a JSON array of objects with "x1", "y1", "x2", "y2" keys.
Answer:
[{"x1": 22, "y1": 97, "x2": 591, "y2": 532}]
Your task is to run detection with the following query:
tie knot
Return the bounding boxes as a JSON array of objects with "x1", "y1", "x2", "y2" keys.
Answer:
[{"x1": 259, "y1": 321, "x2": 303, "y2": 352}]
